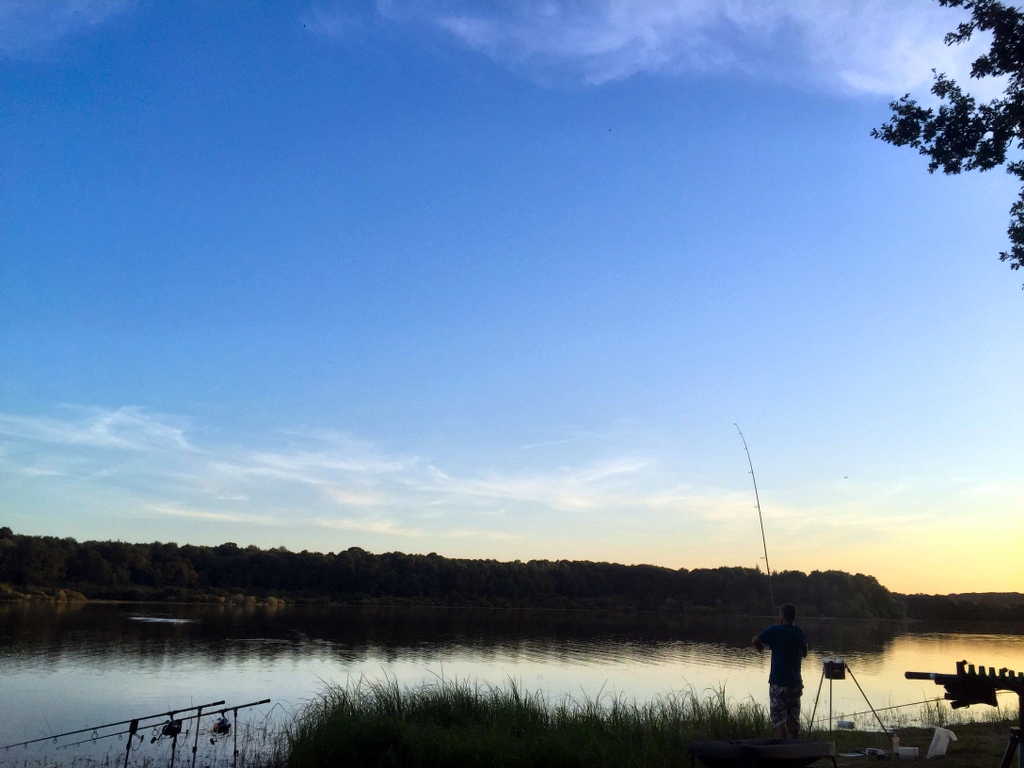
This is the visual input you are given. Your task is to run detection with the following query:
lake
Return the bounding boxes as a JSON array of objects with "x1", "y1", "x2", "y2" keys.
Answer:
[{"x1": 0, "y1": 603, "x2": 1021, "y2": 765}]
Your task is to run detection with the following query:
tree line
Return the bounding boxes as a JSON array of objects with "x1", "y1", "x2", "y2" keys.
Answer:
[{"x1": 0, "y1": 528, "x2": 1015, "y2": 620}]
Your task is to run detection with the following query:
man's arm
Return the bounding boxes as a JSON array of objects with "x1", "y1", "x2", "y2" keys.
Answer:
[{"x1": 753, "y1": 626, "x2": 771, "y2": 652}]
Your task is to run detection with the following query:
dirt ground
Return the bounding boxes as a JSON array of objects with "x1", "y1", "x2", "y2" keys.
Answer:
[{"x1": 830, "y1": 722, "x2": 1018, "y2": 767}]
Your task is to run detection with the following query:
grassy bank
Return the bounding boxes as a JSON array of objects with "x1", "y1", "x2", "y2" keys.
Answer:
[
  {"x1": 274, "y1": 679, "x2": 1020, "y2": 768},
  {"x1": 279, "y1": 679, "x2": 771, "y2": 768},
  {"x1": 8, "y1": 683, "x2": 1018, "y2": 767}
]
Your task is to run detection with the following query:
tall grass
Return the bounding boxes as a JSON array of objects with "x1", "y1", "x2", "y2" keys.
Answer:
[
  {"x1": 905, "y1": 697, "x2": 1019, "y2": 729},
  {"x1": 13, "y1": 683, "x2": 1019, "y2": 767},
  {"x1": 278, "y1": 677, "x2": 772, "y2": 768}
]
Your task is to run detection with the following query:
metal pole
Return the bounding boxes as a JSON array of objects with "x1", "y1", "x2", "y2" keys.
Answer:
[
  {"x1": 999, "y1": 724, "x2": 1019, "y2": 768},
  {"x1": 829, "y1": 677, "x2": 833, "y2": 737},
  {"x1": 190, "y1": 707, "x2": 203, "y2": 768},
  {"x1": 809, "y1": 669, "x2": 826, "y2": 734},
  {"x1": 233, "y1": 708, "x2": 238, "y2": 768},
  {"x1": 170, "y1": 731, "x2": 178, "y2": 768},
  {"x1": 735, "y1": 425, "x2": 776, "y2": 615},
  {"x1": 122, "y1": 720, "x2": 138, "y2": 768},
  {"x1": 845, "y1": 664, "x2": 890, "y2": 736}
]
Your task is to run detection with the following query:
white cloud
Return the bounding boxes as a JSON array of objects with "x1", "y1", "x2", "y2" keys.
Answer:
[
  {"x1": 2, "y1": 405, "x2": 1021, "y2": 582},
  {"x1": 313, "y1": 515, "x2": 521, "y2": 540},
  {"x1": 0, "y1": 0, "x2": 133, "y2": 56},
  {"x1": 315, "y1": 516, "x2": 418, "y2": 535},
  {"x1": 344, "y1": 0, "x2": 998, "y2": 96},
  {"x1": 148, "y1": 504, "x2": 279, "y2": 526},
  {"x1": 302, "y1": 3, "x2": 369, "y2": 39},
  {"x1": 19, "y1": 465, "x2": 65, "y2": 477},
  {"x1": 0, "y1": 406, "x2": 693, "y2": 542},
  {"x1": 0, "y1": 405, "x2": 898, "y2": 556},
  {"x1": 327, "y1": 488, "x2": 390, "y2": 506},
  {"x1": 0, "y1": 406, "x2": 191, "y2": 451},
  {"x1": 419, "y1": 458, "x2": 652, "y2": 511}
]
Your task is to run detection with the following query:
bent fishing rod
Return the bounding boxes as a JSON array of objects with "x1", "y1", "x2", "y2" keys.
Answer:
[{"x1": 735, "y1": 424, "x2": 776, "y2": 616}]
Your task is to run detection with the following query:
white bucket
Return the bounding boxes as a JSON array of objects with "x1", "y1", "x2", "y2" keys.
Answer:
[{"x1": 896, "y1": 746, "x2": 919, "y2": 760}]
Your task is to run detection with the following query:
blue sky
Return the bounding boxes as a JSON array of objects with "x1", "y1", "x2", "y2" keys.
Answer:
[{"x1": 1, "y1": 0, "x2": 1022, "y2": 592}]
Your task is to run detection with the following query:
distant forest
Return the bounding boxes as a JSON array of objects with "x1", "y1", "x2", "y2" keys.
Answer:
[{"x1": 0, "y1": 528, "x2": 1018, "y2": 621}]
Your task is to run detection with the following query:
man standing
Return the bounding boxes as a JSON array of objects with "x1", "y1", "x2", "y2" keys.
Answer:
[{"x1": 752, "y1": 603, "x2": 807, "y2": 739}]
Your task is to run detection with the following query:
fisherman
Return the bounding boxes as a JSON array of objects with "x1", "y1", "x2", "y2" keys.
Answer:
[{"x1": 752, "y1": 603, "x2": 807, "y2": 740}]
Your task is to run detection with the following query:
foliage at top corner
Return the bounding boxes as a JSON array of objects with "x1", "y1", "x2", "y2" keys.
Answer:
[{"x1": 872, "y1": 0, "x2": 1024, "y2": 277}]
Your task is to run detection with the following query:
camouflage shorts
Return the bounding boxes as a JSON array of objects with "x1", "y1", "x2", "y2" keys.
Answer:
[{"x1": 769, "y1": 684, "x2": 802, "y2": 732}]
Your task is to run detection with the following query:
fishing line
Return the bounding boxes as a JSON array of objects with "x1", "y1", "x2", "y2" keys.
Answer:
[
  {"x1": 807, "y1": 697, "x2": 942, "y2": 727},
  {"x1": 807, "y1": 689, "x2": 1018, "y2": 729},
  {"x1": 735, "y1": 424, "x2": 776, "y2": 616}
]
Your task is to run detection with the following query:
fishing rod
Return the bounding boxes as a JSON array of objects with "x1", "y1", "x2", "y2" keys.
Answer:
[
  {"x1": 49, "y1": 701, "x2": 270, "y2": 748},
  {"x1": 0, "y1": 700, "x2": 225, "y2": 751},
  {"x1": 214, "y1": 699, "x2": 271, "y2": 715},
  {"x1": 735, "y1": 424, "x2": 776, "y2": 616},
  {"x1": 56, "y1": 725, "x2": 144, "y2": 751},
  {"x1": 218, "y1": 699, "x2": 272, "y2": 768}
]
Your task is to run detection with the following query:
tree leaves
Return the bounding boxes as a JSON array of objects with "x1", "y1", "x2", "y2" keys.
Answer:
[{"x1": 873, "y1": 0, "x2": 1024, "y2": 274}]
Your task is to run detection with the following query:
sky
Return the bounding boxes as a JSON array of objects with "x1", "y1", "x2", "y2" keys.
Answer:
[{"x1": 1, "y1": 0, "x2": 1022, "y2": 594}]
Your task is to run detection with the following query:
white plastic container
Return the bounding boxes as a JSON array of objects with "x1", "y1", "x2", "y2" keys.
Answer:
[{"x1": 896, "y1": 746, "x2": 919, "y2": 760}]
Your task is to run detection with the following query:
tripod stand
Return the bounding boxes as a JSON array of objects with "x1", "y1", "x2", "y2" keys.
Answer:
[{"x1": 808, "y1": 658, "x2": 890, "y2": 737}]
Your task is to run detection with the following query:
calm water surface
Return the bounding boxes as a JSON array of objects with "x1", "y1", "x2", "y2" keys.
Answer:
[{"x1": 0, "y1": 603, "x2": 1021, "y2": 763}]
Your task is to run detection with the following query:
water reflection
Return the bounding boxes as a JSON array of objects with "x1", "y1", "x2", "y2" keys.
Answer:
[
  {"x1": 0, "y1": 603, "x2": 923, "y2": 661},
  {"x1": 0, "y1": 603, "x2": 1020, "y2": 762}
]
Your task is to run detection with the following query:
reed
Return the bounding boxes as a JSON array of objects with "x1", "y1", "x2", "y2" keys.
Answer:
[{"x1": 277, "y1": 677, "x2": 772, "y2": 768}]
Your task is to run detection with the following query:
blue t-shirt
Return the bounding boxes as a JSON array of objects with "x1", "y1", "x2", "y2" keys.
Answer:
[{"x1": 757, "y1": 624, "x2": 807, "y2": 687}]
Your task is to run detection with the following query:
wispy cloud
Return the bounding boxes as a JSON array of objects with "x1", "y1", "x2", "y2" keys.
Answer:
[
  {"x1": 148, "y1": 504, "x2": 279, "y2": 527},
  {"x1": 421, "y1": 458, "x2": 652, "y2": 511},
  {"x1": 0, "y1": 406, "x2": 685, "y2": 543},
  {"x1": 0, "y1": 406, "x2": 191, "y2": 451},
  {"x1": 327, "y1": 488, "x2": 390, "y2": 506},
  {"x1": 302, "y1": 3, "x2": 371, "y2": 39},
  {"x1": 315, "y1": 0, "x2": 993, "y2": 96},
  {"x1": 2, "y1": 405, "x2": 1021, "y2": 584},
  {"x1": 0, "y1": 0, "x2": 133, "y2": 56},
  {"x1": 315, "y1": 516, "x2": 418, "y2": 535},
  {"x1": 521, "y1": 437, "x2": 579, "y2": 450},
  {"x1": 313, "y1": 515, "x2": 521, "y2": 541}
]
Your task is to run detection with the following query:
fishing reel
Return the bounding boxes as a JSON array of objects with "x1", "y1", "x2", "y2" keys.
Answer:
[
  {"x1": 209, "y1": 714, "x2": 231, "y2": 744},
  {"x1": 150, "y1": 718, "x2": 184, "y2": 744}
]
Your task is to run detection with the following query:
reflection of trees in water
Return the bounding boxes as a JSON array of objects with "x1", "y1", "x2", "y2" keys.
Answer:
[{"x1": 0, "y1": 604, "x2": 928, "y2": 671}]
